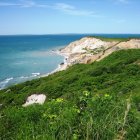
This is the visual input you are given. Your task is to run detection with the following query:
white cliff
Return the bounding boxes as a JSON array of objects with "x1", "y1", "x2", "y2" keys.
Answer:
[{"x1": 59, "y1": 37, "x2": 140, "y2": 70}]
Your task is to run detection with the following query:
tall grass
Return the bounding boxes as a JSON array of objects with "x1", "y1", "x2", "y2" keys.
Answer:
[{"x1": 0, "y1": 49, "x2": 140, "y2": 139}]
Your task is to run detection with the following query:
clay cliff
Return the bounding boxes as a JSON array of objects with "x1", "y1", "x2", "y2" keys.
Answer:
[{"x1": 59, "y1": 37, "x2": 140, "y2": 70}]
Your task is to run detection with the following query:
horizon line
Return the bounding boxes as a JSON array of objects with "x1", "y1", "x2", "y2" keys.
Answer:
[{"x1": 0, "y1": 33, "x2": 140, "y2": 36}]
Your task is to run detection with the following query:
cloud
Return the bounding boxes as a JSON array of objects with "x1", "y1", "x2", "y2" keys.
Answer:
[
  {"x1": 54, "y1": 3, "x2": 98, "y2": 17},
  {"x1": 116, "y1": 0, "x2": 130, "y2": 4},
  {"x1": 0, "y1": 1, "x2": 99, "y2": 17},
  {"x1": 54, "y1": 3, "x2": 75, "y2": 11},
  {"x1": 0, "y1": 2, "x2": 20, "y2": 6},
  {"x1": 0, "y1": 0, "x2": 49, "y2": 8},
  {"x1": 19, "y1": 0, "x2": 50, "y2": 8},
  {"x1": 20, "y1": 0, "x2": 36, "y2": 7}
]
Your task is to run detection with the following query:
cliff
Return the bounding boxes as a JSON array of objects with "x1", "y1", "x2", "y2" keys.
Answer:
[{"x1": 60, "y1": 37, "x2": 140, "y2": 70}]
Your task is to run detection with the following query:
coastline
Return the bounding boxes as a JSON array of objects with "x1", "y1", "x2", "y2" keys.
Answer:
[
  {"x1": 40, "y1": 50, "x2": 69, "y2": 78},
  {"x1": 1, "y1": 36, "x2": 140, "y2": 90},
  {"x1": 42, "y1": 36, "x2": 140, "y2": 79},
  {"x1": 0, "y1": 49, "x2": 67, "y2": 90}
]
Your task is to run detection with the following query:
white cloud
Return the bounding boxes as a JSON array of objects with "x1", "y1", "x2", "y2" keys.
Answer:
[
  {"x1": 0, "y1": 1, "x2": 99, "y2": 17},
  {"x1": 54, "y1": 3, "x2": 98, "y2": 17},
  {"x1": 54, "y1": 3, "x2": 75, "y2": 11},
  {"x1": 0, "y1": 0, "x2": 49, "y2": 8},
  {"x1": 20, "y1": 0, "x2": 36, "y2": 7},
  {"x1": 0, "y1": 2, "x2": 20, "y2": 6}
]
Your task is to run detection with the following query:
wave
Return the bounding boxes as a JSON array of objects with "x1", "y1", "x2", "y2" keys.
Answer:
[
  {"x1": 31, "y1": 73, "x2": 40, "y2": 77},
  {"x1": 19, "y1": 73, "x2": 40, "y2": 79},
  {"x1": 20, "y1": 76, "x2": 29, "y2": 79},
  {"x1": 0, "y1": 77, "x2": 13, "y2": 90},
  {"x1": 0, "y1": 48, "x2": 64, "y2": 90}
]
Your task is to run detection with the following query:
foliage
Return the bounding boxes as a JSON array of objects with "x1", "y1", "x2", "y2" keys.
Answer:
[
  {"x1": 87, "y1": 36, "x2": 134, "y2": 42},
  {"x1": 0, "y1": 49, "x2": 140, "y2": 139}
]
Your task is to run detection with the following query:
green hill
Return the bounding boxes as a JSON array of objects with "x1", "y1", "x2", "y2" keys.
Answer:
[{"x1": 0, "y1": 49, "x2": 140, "y2": 140}]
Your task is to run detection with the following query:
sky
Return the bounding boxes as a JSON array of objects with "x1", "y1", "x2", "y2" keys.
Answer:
[{"x1": 0, "y1": 0, "x2": 140, "y2": 35}]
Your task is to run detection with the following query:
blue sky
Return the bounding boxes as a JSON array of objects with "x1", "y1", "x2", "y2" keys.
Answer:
[{"x1": 0, "y1": 0, "x2": 140, "y2": 35}]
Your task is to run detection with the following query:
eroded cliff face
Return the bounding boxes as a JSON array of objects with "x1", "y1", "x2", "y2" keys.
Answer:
[
  {"x1": 116, "y1": 39, "x2": 140, "y2": 49},
  {"x1": 60, "y1": 37, "x2": 140, "y2": 70},
  {"x1": 61, "y1": 37, "x2": 118, "y2": 54}
]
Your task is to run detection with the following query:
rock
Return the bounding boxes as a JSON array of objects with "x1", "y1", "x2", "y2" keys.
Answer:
[
  {"x1": 60, "y1": 62, "x2": 64, "y2": 65},
  {"x1": 5, "y1": 89, "x2": 11, "y2": 93},
  {"x1": 22, "y1": 94, "x2": 46, "y2": 107}
]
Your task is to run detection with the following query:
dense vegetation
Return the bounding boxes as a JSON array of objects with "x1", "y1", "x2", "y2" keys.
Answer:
[
  {"x1": 0, "y1": 49, "x2": 140, "y2": 140},
  {"x1": 89, "y1": 36, "x2": 132, "y2": 42}
]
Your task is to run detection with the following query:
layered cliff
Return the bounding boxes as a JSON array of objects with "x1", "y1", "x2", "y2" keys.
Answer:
[{"x1": 60, "y1": 37, "x2": 140, "y2": 70}]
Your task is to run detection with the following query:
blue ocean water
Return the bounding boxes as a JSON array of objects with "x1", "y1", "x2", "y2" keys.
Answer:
[{"x1": 0, "y1": 34, "x2": 140, "y2": 89}]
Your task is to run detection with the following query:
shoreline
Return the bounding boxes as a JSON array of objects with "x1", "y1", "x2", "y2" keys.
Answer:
[
  {"x1": 0, "y1": 49, "x2": 68, "y2": 90},
  {"x1": 41, "y1": 36, "x2": 140, "y2": 79},
  {"x1": 1, "y1": 36, "x2": 140, "y2": 90},
  {"x1": 40, "y1": 50, "x2": 69, "y2": 78}
]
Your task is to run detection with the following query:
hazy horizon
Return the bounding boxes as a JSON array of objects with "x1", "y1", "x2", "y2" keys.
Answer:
[{"x1": 1, "y1": 33, "x2": 140, "y2": 36}]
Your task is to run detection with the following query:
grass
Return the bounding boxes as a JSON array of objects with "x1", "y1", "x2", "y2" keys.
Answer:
[
  {"x1": 87, "y1": 36, "x2": 135, "y2": 42},
  {"x1": 0, "y1": 49, "x2": 140, "y2": 140}
]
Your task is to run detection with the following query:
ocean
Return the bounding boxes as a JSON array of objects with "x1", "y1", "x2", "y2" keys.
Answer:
[{"x1": 0, "y1": 34, "x2": 140, "y2": 89}]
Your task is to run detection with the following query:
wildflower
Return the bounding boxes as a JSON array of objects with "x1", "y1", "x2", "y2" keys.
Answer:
[
  {"x1": 73, "y1": 108, "x2": 80, "y2": 113},
  {"x1": 48, "y1": 114, "x2": 57, "y2": 119},
  {"x1": 75, "y1": 109, "x2": 80, "y2": 113},
  {"x1": 56, "y1": 98, "x2": 63, "y2": 103},
  {"x1": 77, "y1": 109, "x2": 80, "y2": 113},
  {"x1": 104, "y1": 94, "x2": 110, "y2": 97},
  {"x1": 104, "y1": 94, "x2": 112, "y2": 100},
  {"x1": 83, "y1": 91, "x2": 90, "y2": 97}
]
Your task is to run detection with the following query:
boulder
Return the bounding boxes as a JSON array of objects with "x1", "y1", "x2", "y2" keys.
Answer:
[{"x1": 22, "y1": 94, "x2": 46, "y2": 107}]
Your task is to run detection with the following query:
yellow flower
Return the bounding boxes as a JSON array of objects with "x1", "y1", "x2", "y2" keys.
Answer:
[
  {"x1": 104, "y1": 94, "x2": 110, "y2": 97},
  {"x1": 74, "y1": 108, "x2": 80, "y2": 113},
  {"x1": 77, "y1": 109, "x2": 80, "y2": 113},
  {"x1": 56, "y1": 98, "x2": 64, "y2": 103},
  {"x1": 83, "y1": 91, "x2": 90, "y2": 97},
  {"x1": 48, "y1": 114, "x2": 57, "y2": 119}
]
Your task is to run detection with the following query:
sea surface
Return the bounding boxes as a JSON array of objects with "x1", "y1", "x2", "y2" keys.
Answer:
[{"x1": 0, "y1": 34, "x2": 140, "y2": 89}]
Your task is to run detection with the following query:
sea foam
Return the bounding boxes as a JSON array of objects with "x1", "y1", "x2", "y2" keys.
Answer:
[
  {"x1": 0, "y1": 77, "x2": 13, "y2": 90},
  {"x1": 31, "y1": 73, "x2": 40, "y2": 77}
]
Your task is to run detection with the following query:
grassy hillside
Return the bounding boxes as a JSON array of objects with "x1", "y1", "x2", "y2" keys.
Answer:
[
  {"x1": 88, "y1": 36, "x2": 132, "y2": 42},
  {"x1": 0, "y1": 49, "x2": 140, "y2": 140}
]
